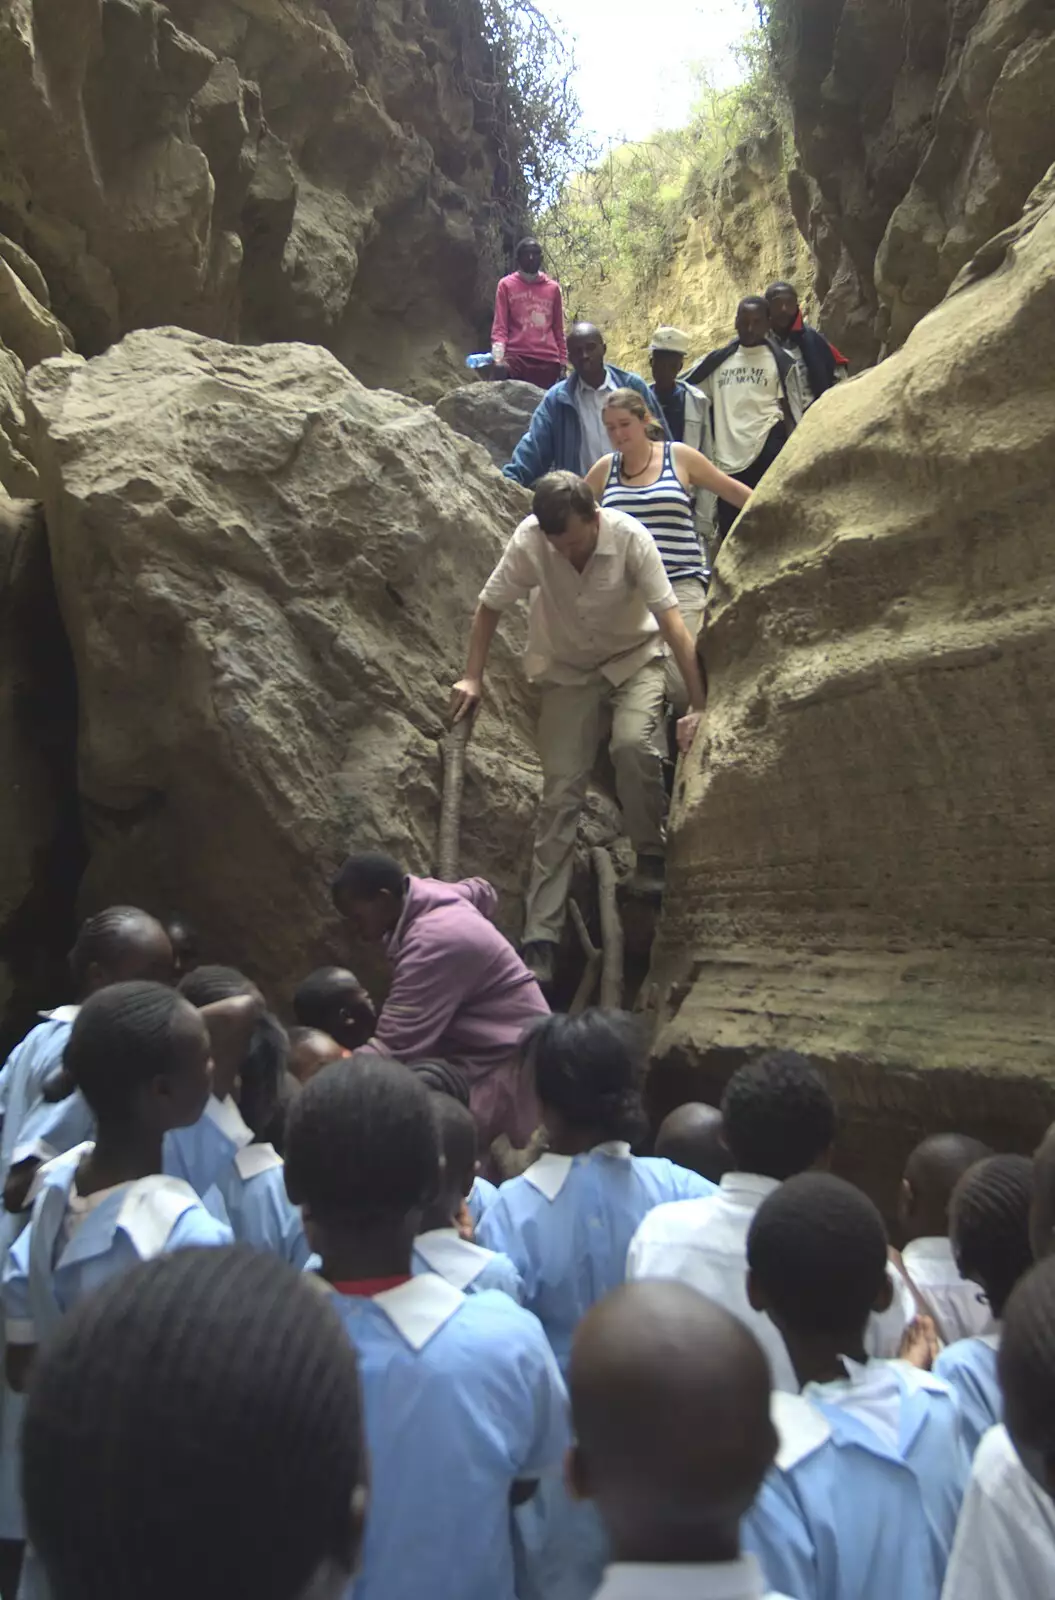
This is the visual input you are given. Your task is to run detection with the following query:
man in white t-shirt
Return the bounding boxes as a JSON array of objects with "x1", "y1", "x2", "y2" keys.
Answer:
[{"x1": 687, "y1": 297, "x2": 805, "y2": 550}]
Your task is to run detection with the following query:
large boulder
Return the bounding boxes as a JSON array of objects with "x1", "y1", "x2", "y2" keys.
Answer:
[
  {"x1": 648, "y1": 170, "x2": 1055, "y2": 1210},
  {"x1": 25, "y1": 328, "x2": 542, "y2": 1006},
  {"x1": 434, "y1": 381, "x2": 545, "y2": 470}
]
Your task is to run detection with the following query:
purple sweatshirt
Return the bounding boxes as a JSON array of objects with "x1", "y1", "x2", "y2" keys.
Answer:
[{"x1": 367, "y1": 877, "x2": 549, "y2": 1078}]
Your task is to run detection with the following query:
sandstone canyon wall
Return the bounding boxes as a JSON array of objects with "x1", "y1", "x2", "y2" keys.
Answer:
[
  {"x1": 649, "y1": 169, "x2": 1055, "y2": 1208},
  {"x1": 775, "y1": 0, "x2": 1055, "y2": 365},
  {"x1": 0, "y1": 0, "x2": 513, "y2": 403}
]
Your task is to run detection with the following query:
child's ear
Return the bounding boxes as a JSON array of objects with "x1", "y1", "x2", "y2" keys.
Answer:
[
  {"x1": 746, "y1": 1268, "x2": 767, "y2": 1315},
  {"x1": 897, "y1": 1177, "x2": 914, "y2": 1225},
  {"x1": 565, "y1": 1444, "x2": 590, "y2": 1503},
  {"x1": 874, "y1": 1271, "x2": 895, "y2": 1314}
]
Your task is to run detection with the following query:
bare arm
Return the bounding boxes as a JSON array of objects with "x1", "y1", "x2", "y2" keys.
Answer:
[
  {"x1": 584, "y1": 457, "x2": 612, "y2": 499},
  {"x1": 673, "y1": 443, "x2": 751, "y2": 509},
  {"x1": 655, "y1": 605, "x2": 707, "y2": 753},
  {"x1": 450, "y1": 603, "x2": 502, "y2": 723}
]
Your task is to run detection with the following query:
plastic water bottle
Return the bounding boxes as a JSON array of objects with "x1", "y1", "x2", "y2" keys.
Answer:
[{"x1": 465, "y1": 353, "x2": 494, "y2": 369}]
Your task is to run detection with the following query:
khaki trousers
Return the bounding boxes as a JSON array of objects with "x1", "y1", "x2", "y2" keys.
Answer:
[
  {"x1": 523, "y1": 658, "x2": 667, "y2": 946},
  {"x1": 666, "y1": 576, "x2": 707, "y2": 713}
]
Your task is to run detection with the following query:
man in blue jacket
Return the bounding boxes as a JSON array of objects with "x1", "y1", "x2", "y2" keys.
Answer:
[{"x1": 503, "y1": 322, "x2": 669, "y2": 486}]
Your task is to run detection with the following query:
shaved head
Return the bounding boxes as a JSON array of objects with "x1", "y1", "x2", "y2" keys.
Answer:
[
  {"x1": 569, "y1": 1282, "x2": 776, "y2": 1560},
  {"x1": 655, "y1": 1103, "x2": 732, "y2": 1185},
  {"x1": 1031, "y1": 1123, "x2": 1055, "y2": 1262},
  {"x1": 900, "y1": 1133, "x2": 993, "y2": 1239}
]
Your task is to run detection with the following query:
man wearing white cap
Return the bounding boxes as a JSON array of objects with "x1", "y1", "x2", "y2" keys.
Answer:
[{"x1": 648, "y1": 327, "x2": 717, "y2": 575}]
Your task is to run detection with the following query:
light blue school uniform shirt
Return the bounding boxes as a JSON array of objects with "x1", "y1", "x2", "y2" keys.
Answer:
[
  {"x1": 12, "y1": 1089, "x2": 255, "y2": 1199},
  {"x1": 0, "y1": 1009, "x2": 79, "y2": 1177},
  {"x1": 412, "y1": 1228, "x2": 524, "y2": 1301},
  {"x1": 467, "y1": 1175, "x2": 498, "y2": 1227},
  {"x1": 324, "y1": 1274, "x2": 569, "y2": 1600},
  {"x1": 743, "y1": 1389, "x2": 942, "y2": 1600},
  {"x1": 477, "y1": 1143, "x2": 714, "y2": 1372},
  {"x1": 2, "y1": 1143, "x2": 233, "y2": 1346},
  {"x1": 204, "y1": 1142, "x2": 308, "y2": 1268},
  {"x1": 934, "y1": 1332, "x2": 1002, "y2": 1458},
  {"x1": 804, "y1": 1355, "x2": 970, "y2": 1576}
]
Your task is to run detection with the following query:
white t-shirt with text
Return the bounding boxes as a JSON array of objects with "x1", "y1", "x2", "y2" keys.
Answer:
[{"x1": 704, "y1": 344, "x2": 784, "y2": 473}]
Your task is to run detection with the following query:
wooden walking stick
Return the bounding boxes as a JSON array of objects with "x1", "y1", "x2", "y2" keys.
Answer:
[
  {"x1": 568, "y1": 898, "x2": 602, "y2": 1015},
  {"x1": 591, "y1": 846, "x2": 624, "y2": 1010},
  {"x1": 437, "y1": 713, "x2": 474, "y2": 882}
]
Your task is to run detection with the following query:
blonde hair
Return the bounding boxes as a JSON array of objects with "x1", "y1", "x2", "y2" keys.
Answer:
[{"x1": 602, "y1": 387, "x2": 666, "y2": 441}]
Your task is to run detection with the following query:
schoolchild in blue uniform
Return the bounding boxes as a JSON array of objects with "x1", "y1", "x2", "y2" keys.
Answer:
[
  {"x1": 933, "y1": 1154, "x2": 1034, "y2": 1456},
  {"x1": 408, "y1": 1058, "x2": 500, "y2": 1230},
  {"x1": 477, "y1": 1009, "x2": 715, "y2": 1374},
  {"x1": 283, "y1": 1054, "x2": 570, "y2": 1600},
  {"x1": 569, "y1": 1279, "x2": 794, "y2": 1600},
  {"x1": 2, "y1": 982, "x2": 232, "y2": 1600},
  {"x1": 20, "y1": 1247, "x2": 368, "y2": 1600},
  {"x1": 0, "y1": 909, "x2": 174, "y2": 1597},
  {"x1": 413, "y1": 1094, "x2": 523, "y2": 1299},
  {"x1": 177, "y1": 967, "x2": 307, "y2": 1265},
  {"x1": 468, "y1": 1174, "x2": 498, "y2": 1225},
  {"x1": 744, "y1": 1171, "x2": 970, "y2": 1591}
]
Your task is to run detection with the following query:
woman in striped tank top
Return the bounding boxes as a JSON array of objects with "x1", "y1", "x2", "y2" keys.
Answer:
[{"x1": 585, "y1": 388, "x2": 750, "y2": 710}]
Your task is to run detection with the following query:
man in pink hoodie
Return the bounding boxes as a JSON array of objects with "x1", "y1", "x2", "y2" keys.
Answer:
[
  {"x1": 491, "y1": 238, "x2": 567, "y2": 390},
  {"x1": 332, "y1": 852, "x2": 548, "y2": 1162}
]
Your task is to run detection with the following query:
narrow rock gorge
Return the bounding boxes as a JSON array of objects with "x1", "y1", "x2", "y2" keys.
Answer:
[{"x1": 649, "y1": 170, "x2": 1055, "y2": 1207}]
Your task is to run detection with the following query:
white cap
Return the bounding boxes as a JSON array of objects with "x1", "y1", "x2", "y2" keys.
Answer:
[{"x1": 648, "y1": 325, "x2": 690, "y2": 355}]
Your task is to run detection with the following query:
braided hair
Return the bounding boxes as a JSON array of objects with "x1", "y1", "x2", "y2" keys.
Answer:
[
  {"x1": 721, "y1": 1053, "x2": 835, "y2": 1180},
  {"x1": 285, "y1": 1054, "x2": 440, "y2": 1222},
  {"x1": 64, "y1": 982, "x2": 207, "y2": 1123},
  {"x1": 68, "y1": 906, "x2": 171, "y2": 992},
  {"x1": 178, "y1": 965, "x2": 287, "y2": 1140},
  {"x1": 747, "y1": 1171, "x2": 889, "y2": 1339},
  {"x1": 950, "y1": 1155, "x2": 1034, "y2": 1319},
  {"x1": 524, "y1": 1009, "x2": 648, "y2": 1146},
  {"x1": 22, "y1": 1246, "x2": 365, "y2": 1600}
]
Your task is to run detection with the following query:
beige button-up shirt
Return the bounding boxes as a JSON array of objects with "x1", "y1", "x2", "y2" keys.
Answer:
[{"x1": 479, "y1": 508, "x2": 676, "y2": 687}]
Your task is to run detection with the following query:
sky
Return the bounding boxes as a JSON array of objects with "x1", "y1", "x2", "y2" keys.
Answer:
[{"x1": 537, "y1": 0, "x2": 755, "y2": 150}]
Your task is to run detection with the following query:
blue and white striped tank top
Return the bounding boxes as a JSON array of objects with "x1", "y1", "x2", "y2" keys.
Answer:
[{"x1": 600, "y1": 444, "x2": 703, "y2": 580}]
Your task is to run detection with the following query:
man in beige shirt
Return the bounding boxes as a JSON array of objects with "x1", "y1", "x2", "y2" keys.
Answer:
[{"x1": 451, "y1": 471, "x2": 706, "y2": 985}]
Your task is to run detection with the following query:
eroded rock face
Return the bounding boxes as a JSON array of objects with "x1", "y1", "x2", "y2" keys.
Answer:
[
  {"x1": 0, "y1": 0, "x2": 512, "y2": 398},
  {"x1": 26, "y1": 328, "x2": 541, "y2": 1006},
  {"x1": 648, "y1": 170, "x2": 1055, "y2": 1211},
  {"x1": 776, "y1": 0, "x2": 1055, "y2": 363},
  {"x1": 434, "y1": 380, "x2": 545, "y2": 469}
]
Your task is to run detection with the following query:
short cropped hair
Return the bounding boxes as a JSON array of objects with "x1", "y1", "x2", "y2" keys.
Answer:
[
  {"x1": 532, "y1": 472, "x2": 597, "y2": 536},
  {"x1": 525, "y1": 1009, "x2": 648, "y2": 1145},
  {"x1": 721, "y1": 1052, "x2": 835, "y2": 1179},
  {"x1": 1000, "y1": 1257, "x2": 1055, "y2": 1452},
  {"x1": 68, "y1": 906, "x2": 167, "y2": 990},
  {"x1": 293, "y1": 967, "x2": 363, "y2": 1030},
  {"x1": 748, "y1": 1172, "x2": 889, "y2": 1338},
  {"x1": 331, "y1": 852, "x2": 405, "y2": 904},
  {"x1": 22, "y1": 1247, "x2": 364, "y2": 1600},
  {"x1": 285, "y1": 1054, "x2": 440, "y2": 1221},
  {"x1": 738, "y1": 294, "x2": 769, "y2": 317},
  {"x1": 951, "y1": 1155, "x2": 1034, "y2": 1319}
]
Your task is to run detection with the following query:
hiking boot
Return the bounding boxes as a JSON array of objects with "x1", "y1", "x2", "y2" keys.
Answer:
[
  {"x1": 522, "y1": 940, "x2": 558, "y2": 986},
  {"x1": 628, "y1": 853, "x2": 666, "y2": 899}
]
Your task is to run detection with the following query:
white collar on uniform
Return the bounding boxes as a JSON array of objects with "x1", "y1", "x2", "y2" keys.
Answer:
[
  {"x1": 717, "y1": 1172, "x2": 782, "y2": 1207},
  {"x1": 595, "y1": 1554, "x2": 771, "y2": 1599},
  {"x1": 39, "y1": 1005, "x2": 80, "y2": 1023},
  {"x1": 115, "y1": 1175, "x2": 204, "y2": 1257},
  {"x1": 234, "y1": 1142, "x2": 283, "y2": 1181},
  {"x1": 771, "y1": 1390, "x2": 832, "y2": 1471},
  {"x1": 414, "y1": 1228, "x2": 494, "y2": 1290},
  {"x1": 205, "y1": 1093, "x2": 254, "y2": 1149},
  {"x1": 902, "y1": 1236, "x2": 957, "y2": 1271},
  {"x1": 523, "y1": 1141, "x2": 632, "y2": 1201},
  {"x1": 373, "y1": 1275, "x2": 466, "y2": 1351}
]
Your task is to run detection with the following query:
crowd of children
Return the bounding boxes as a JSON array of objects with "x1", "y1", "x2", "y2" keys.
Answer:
[{"x1": 1, "y1": 896, "x2": 1054, "y2": 1600}]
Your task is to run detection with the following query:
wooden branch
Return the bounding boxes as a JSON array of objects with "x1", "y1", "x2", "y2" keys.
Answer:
[
  {"x1": 590, "y1": 846, "x2": 624, "y2": 1010},
  {"x1": 567, "y1": 897, "x2": 601, "y2": 1015},
  {"x1": 437, "y1": 716, "x2": 473, "y2": 882}
]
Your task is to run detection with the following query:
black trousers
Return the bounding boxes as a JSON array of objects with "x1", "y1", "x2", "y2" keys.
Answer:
[{"x1": 715, "y1": 421, "x2": 788, "y2": 547}]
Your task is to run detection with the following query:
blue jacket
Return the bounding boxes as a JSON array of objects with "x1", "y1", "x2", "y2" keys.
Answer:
[{"x1": 503, "y1": 365, "x2": 670, "y2": 486}]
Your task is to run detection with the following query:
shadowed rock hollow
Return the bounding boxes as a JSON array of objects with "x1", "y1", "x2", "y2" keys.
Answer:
[
  {"x1": 24, "y1": 327, "x2": 542, "y2": 1007},
  {"x1": 648, "y1": 169, "x2": 1055, "y2": 1210}
]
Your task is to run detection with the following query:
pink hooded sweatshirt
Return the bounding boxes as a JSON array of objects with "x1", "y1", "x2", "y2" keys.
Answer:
[{"x1": 366, "y1": 876, "x2": 547, "y2": 1149}]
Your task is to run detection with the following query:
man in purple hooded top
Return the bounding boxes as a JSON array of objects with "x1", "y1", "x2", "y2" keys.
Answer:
[{"x1": 331, "y1": 852, "x2": 547, "y2": 1165}]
